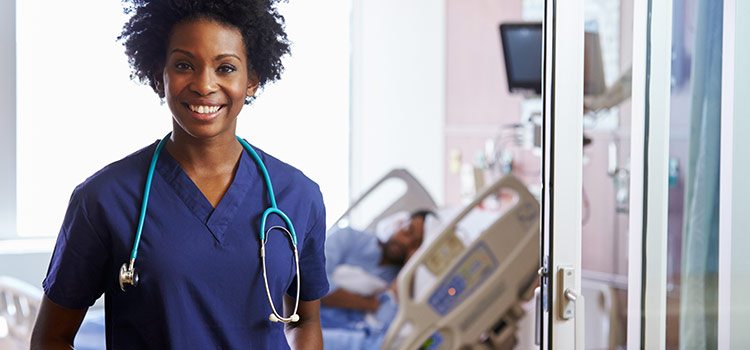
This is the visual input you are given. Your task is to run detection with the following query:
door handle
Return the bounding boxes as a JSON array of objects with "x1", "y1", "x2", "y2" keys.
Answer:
[{"x1": 559, "y1": 266, "x2": 585, "y2": 350}]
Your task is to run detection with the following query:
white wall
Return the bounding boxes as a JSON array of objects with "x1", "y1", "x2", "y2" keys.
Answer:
[
  {"x1": 236, "y1": 0, "x2": 351, "y2": 227},
  {"x1": 349, "y1": 0, "x2": 446, "y2": 205},
  {"x1": 0, "y1": 248, "x2": 51, "y2": 287},
  {"x1": 0, "y1": 0, "x2": 16, "y2": 238}
]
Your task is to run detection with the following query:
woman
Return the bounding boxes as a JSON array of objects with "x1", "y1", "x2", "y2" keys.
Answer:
[{"x1": 31, "y1": 1, "x2": 328, "y2": 348}]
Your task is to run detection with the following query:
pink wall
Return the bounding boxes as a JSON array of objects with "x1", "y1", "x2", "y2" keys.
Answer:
[
  {"x1": 444, "y1": 0, "x2": 525, "y2": 204},
  {"x1": 445, "y1": 0, "x2": 635, "y2": 278}
]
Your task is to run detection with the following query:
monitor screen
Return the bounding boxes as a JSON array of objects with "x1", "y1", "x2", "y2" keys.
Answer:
[
  {"x1": 500, "y1": 23, "x2": 607, "y2": 96},
  {"x1": 500, "y1": 23, "x2": 543, "y2": 95}
]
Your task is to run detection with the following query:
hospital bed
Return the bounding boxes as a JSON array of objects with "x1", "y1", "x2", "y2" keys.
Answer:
[
  {"x1": 0, "y1": 276, "x2": 42, "y2": 349},
  {"x1": 0, "y1": 276, "x2": 106, "y2": 350},
  {"x1": 331, "y1": 169, "x2": 540, "y2": 350}
]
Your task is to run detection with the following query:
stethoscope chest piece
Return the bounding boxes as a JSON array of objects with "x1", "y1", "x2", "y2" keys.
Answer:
[{"x1": 119, "y1": 262, "x2": 139, "y2": 291}]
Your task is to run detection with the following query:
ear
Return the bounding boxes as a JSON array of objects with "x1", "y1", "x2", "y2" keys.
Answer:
[
  {"x1": 153, "y1": 71, "x2": 165, "y2": 97},
  {"x1": 246, "y1": 70, "x2": 260, "y2": 98}
]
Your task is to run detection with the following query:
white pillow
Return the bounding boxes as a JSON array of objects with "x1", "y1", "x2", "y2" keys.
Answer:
[{"x1": 331, "y1": 265, "x2": 388, "y2": 296}]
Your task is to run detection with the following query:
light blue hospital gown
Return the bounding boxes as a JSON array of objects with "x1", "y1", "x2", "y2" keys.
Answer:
[
  {"x1": 321, "y1": 227, "x2": 398, "y2": 328},
  {"x1": 322, "y1": 293, "x2": 398, "y2": 349}
]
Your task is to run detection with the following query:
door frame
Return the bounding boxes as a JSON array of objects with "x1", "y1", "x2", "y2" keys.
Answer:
[
  {"x1": 541, "y1": 0, "x2": 584, "y2": 348},
  {"x1": 626, "y1": 0, "x2": 674, "y2": 349}
]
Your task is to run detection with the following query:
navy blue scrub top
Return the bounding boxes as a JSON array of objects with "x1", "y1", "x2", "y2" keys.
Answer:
[{"x1": 43, "y1": 140, "x2": 329, "y2": 349}]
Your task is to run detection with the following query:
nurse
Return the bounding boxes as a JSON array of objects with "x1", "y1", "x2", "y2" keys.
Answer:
[{"x1": 30, "y1": 0, "x2": 328, "y2": 349}]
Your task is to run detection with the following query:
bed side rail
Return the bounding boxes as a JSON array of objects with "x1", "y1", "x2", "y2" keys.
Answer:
[
  {"x1": 330, "y1": 168, "x2": 438, "y2": 233},
  {"x1": 0, "y1": 276, "x2": 43, "y2": 348}
]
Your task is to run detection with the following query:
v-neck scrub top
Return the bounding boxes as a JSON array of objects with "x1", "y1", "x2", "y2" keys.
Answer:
[{"x1": 42, "y1": 140, "x2": 329, "y2": 349}]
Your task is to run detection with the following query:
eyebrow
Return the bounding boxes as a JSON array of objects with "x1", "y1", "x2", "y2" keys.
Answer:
[{"x1": 170, "y1": 49, "x2": 242, "y2": 61}]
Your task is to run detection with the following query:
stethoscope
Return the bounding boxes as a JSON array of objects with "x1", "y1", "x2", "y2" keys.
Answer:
[{"x1": 118, "y1": 133, "x2": 301, "y2": 324}]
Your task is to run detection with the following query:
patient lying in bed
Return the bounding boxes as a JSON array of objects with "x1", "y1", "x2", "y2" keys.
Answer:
[
  {"x1": 322, "y1": 206, "x2": 514, "y2": 350},
  {"x1": 320, "y1": 210, "x2": 433, "y2": 349}
]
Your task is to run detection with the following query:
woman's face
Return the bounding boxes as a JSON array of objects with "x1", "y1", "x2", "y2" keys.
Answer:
[{"x1": 162, "y1": 18, "x2": 258, "y2": 141}]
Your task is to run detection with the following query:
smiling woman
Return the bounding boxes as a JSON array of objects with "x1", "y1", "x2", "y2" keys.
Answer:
[
  {"x1": 14, "y1": 0, "x2": 350, "y2": 238},
  {"x1": 22, "y1": 0, "x2": 345, "y2": 349}
]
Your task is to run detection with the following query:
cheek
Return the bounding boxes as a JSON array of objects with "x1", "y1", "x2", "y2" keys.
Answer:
[
  {"x1": 226, "y1": 82, "x2": 250, "y2": 105},
  {"x1": 163, "y1": 75, "x2": 185, "y2": 99}
]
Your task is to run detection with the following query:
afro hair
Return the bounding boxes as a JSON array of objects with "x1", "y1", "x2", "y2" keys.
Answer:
[{"x1": 119, "y1": 0, "x2": 290, "y2": 103}]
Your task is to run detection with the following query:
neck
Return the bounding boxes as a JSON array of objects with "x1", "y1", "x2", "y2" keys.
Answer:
[{"x1": 165, "y1": 125, "x2": 243, "y2": 175}]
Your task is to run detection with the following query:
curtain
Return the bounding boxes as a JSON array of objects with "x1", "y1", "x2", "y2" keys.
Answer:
[{"x1": 678, "y1": 0, "x2": 723, "y2": 348}]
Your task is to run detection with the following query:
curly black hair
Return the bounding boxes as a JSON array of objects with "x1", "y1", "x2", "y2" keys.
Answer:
[{"x1": 119, "y1": 0, "x2": 290, "y2": 104}]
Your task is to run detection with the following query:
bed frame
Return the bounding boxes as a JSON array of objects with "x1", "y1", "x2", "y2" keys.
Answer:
[
  {"x1": 0, "y1": 276, "x2": 42, "y2": 349},
  {"x1": 381, "y1": 175, "x2": 540, "y2": 350}
]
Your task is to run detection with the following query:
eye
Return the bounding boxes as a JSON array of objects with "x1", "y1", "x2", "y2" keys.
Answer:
[
  {"x1": 217, "y1": 64, "x2": 237, "y2": 74},
  {"x1": 174, "y1": 62, "x2": 192, "y2": 71}
]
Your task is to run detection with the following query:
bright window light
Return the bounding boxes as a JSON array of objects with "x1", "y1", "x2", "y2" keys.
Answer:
[{"x1": 16, "y1": 0, "x2": 350, "y2": 237}]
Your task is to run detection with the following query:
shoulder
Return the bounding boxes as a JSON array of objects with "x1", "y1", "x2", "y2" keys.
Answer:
[
  {"x1": 246, "y1": 144, "x2": 327, "y2": 239},
  {"x1": 251, "y1": 144, "x2": 324, "y2": 211},
  {"x1": 70, "y1": 142, "x2": 156, "y2": 205}
]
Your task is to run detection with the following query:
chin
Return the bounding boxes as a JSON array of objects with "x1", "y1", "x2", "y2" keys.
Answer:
[{"x1": 174, "y1": 120, "x2": 234, "y2": 141}]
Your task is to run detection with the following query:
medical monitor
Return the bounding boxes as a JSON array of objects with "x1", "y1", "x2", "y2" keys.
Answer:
[
  {"x1": 500, "y1": 23, "x2": 543, "y2": 95},
  {"x1": 500, "y1": 23, "x2": 607, "y2": 96}
]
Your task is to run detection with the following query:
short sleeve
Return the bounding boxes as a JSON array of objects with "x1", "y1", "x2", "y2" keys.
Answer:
[
  {"x1": 42, "y1": 188, "x2": 110, "y2": 309},
  {"x1": 287, "y1": 190, "x2": 329, "y2": 301}
]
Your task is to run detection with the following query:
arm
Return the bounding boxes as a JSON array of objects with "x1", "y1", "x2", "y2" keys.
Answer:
[
  {"x1": 320, "y1": 288, "x2": 379, "y2": 313},
  {"x1": 30, "y1": 295, "x2": 88, "y2": 350},
  {"x1": 284, "y1": 295, "x2": 323, "y2": 350}
]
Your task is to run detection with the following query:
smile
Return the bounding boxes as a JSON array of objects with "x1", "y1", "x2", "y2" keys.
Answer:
[{"x1": 187, "y1": 104, "x2": 223, "y2": 114}]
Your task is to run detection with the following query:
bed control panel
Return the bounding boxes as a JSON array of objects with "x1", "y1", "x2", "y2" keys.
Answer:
[
  {"x1": 419, "y1": 331, "x2": 445, "y2": 350},
  {"x1": 424, "y1": 232, "x2": 465, "y2": 275},
  {"x1": 427, "y1": 243, "x2": 498, "y2": 316}
]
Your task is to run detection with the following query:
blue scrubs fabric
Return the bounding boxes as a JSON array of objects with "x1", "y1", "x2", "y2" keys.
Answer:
[
  {"x1": 320, "y1": 227, "x2": 398, "y2": 330},
  {"x1": 43, "y1": 140, "x2": 329, "y2": 349}
]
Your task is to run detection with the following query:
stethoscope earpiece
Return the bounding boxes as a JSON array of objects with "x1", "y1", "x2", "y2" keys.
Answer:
[
  {"x1": 269, "y1": 313, "x2": 299, "y2": 323},
  {"x1": 119, "y1": 262, "x2": 139, "y2": 292}
]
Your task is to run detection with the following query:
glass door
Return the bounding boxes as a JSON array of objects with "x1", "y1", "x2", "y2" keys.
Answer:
[{"x1": 541, "y1": 0, "x2": 738, "y2": 348}]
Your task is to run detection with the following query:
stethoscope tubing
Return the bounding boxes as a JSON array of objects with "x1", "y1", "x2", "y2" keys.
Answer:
[
  {"x1": 129, "y1": 134, "x2": 169, "y2": 264},
  {"x1": 121, "y1": 133, "x2": 301, "y2": 323},
  {"x1": 236, "y1": 137, "x2": 298, "y2": 245}
]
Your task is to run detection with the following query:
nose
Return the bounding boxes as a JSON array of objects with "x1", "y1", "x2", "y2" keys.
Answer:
[{"x1": 190, "y1": 68, "x2": 218, "y2": 96}]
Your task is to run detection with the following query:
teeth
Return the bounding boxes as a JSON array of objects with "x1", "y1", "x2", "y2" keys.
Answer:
[{"x1": 189, "y1": 105, "x2": 220, "y2": 114}]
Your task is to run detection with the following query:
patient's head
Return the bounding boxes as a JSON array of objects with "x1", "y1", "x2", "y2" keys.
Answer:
[{"x1": 382, "y1": 210, "x2": 433, "y2": 266}]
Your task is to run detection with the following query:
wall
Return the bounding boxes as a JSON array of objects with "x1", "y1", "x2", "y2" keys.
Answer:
[
  {"x1": 349, "y1": 0, "x2": 446, "y2": 205},
  {"x1": 444, "y1": 0, "x2": 525, "y2": 205},
  {"x1": 0, "y1": 240, "x2": 54, "y2": 287}
]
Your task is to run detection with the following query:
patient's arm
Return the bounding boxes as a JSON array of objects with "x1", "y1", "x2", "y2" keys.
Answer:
[
  {"x1": 30, "y1": 295, "x2": 87, "y2": 350},
  {"x1": 321, "y1": 288, "x2": 380, "y2": 313},
  {"x1": 284, "y1": 296, "x2": 323, "y2": 350}
]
